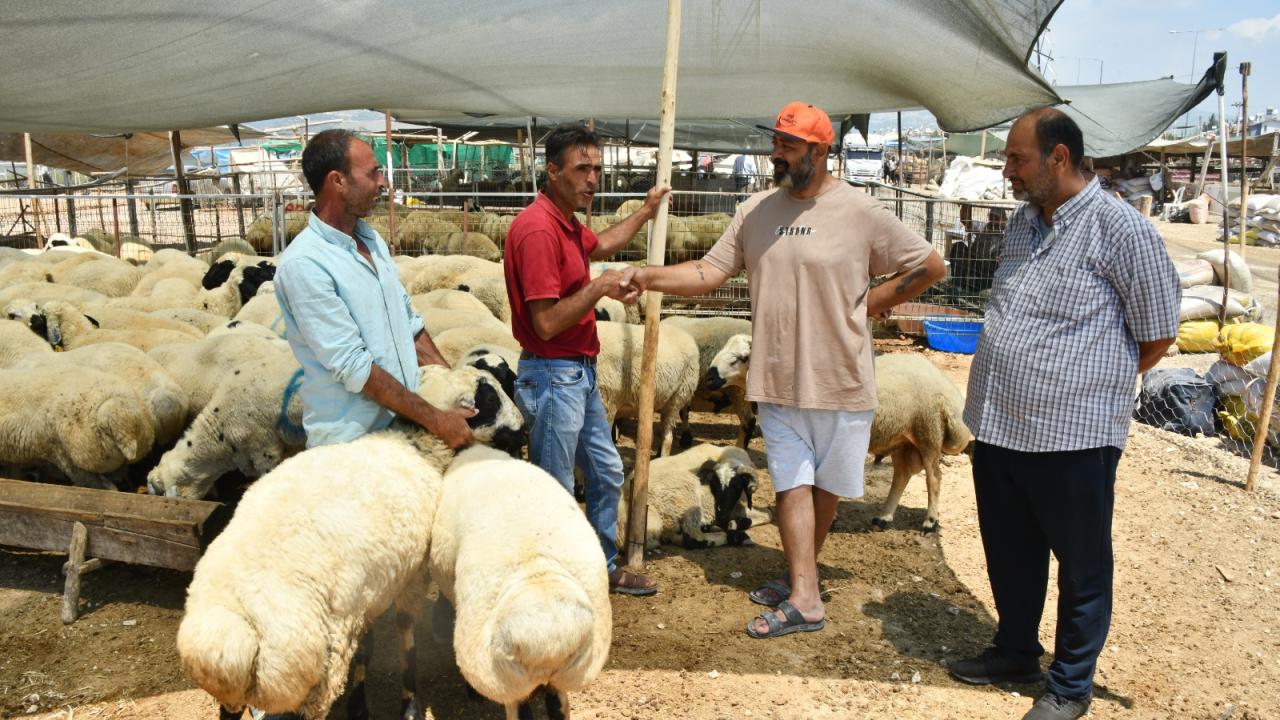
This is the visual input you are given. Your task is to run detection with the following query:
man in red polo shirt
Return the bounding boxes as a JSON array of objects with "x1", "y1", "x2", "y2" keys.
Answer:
[{"x1": 504, "y1": 123, "x2": 667, "y2": 596}]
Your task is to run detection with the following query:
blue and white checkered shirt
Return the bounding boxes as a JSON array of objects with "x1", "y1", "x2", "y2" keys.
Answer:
[{"x1": 964, "y1": 178, "x2": 1181, "y2": 452}]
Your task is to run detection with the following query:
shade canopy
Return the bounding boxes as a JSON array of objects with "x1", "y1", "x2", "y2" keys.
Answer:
[{"x1": 1, "y1": 1, "x2": 1062, "y2": 134}]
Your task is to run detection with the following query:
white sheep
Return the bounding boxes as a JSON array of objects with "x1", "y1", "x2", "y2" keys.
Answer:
[
  {"x1": 705, "y1": 348, "x2": 971, "y2": 532},
  {"x1": 0, "y1": 317, "x2": 53, "y2": 367},
  {"x1": 0, "y1": 281, "x2": 107, "y2": 309},
  {"x1": 45, "y1": 255, "x2": 143, "y2": 296},
  {"x1": 432, "y1": 325, "x2": 521, "y2": 366},
  {"x1": 419, "y1": 307, "x2": 508, "y2": 338},
  {"x1": 0, "y1": 365, "x2": 155, "y2": 489},
  {"x1": 149, "y1": 306, "x2": 229, "y2": 334},
  {"x1": 454, "y1": 271, "x2": 511, "y2": 322},
  {"x1": 70, "y1": 305, "x2": 204, "y2": 339},
  {"x1": 412, "y1": 288, "x2": 494, "y2": 317},
  {"x1": 617, "y1": 442, "x2": 768, "y2": 550},
  {"x1": 595, "y1": 320, "x2": 700, "y2": 456},
  {"x1": 401, "y1": 254, "x2": 500, "y2": 295},
  {"x1": 22, "y1": 299, "x2": 198, "y2": 352},
  {"x1": 661, "y1": 316, "x2": 756, "y2": 449},
  {"x1": 233, "y1": 293, "x2": 286, "y2": 337},
  {"x1": 430, "y1": 445, "x2": 611, "y2": 720},
  {"x1": 146, "y1": 345, "x2": 304, "y2": 499},
  {"x1": 594, "y1": 295, "x2": 628, "y2": 323},
  {"x1": 148, "y1": 333, "x2": 292, "y2": 421},
  {"x1": 867, "y1": 353, "x2": 973, "y2": 533},
  {"x1": 176, "y1": 366, "x2": 524, "y2": 720},
  {"x1": 129, "y1": 249, "x2": 209, "y2": 296},
  {"x1": 106, "y1": 277, "x2": 201, "y2": 312},
  {"x1": 13, "y1": 341, "x2": 189, "y2": 446}
]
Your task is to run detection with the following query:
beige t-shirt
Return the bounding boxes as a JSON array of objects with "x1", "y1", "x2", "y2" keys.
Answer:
[{"x1": 703, "y1": 180, "x2": 933, "y2": 411}]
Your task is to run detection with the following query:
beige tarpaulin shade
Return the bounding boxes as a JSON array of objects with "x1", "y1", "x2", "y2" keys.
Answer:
[
  {"x1": 0, "y1": 1, "x2": 1061, "y2": 134},
  {"x1": 1142, "y1": 131, "x2": 1280, "y2": 157},
  {"x1": 0, "y1": 127, "x2": 263, "y2": 175}
]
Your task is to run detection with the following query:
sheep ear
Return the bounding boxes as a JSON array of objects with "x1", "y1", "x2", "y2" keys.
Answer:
[
  {"x1": 84, "y1": 314, "x2": 101, "y2": 328},
  {"x1": 696, "y1": 459, "x2": 720, "y2": 488}
]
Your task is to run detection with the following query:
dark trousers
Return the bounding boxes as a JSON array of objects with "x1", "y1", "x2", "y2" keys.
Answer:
[{"x1": 972, "y1": 441, "x2": 1120, "y2": 700}]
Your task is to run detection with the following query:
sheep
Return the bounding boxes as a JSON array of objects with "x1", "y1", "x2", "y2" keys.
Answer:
[
  {"x1": 148, "y1": 333, "x2": 291, "y2": 420},
  {"x1": 0, "y1": 281, "x2": 107, "y2": 309},
  {"x1": 176, "y1": 366, "x2": 524, "y2": 720},
  {"x1": 866, "y1": 353, "x2": 973, "y2": 533},
  {"x1": 411, "y1": 287, "x2": 494, "y2": 317},
  {"x1": 456, "y1": 343, "x2": 520, "y2": 401},
  {"x1": 107, "y1": 277, "x2": 201, "y2": 312},
  {"x1": 661, "y1": 316, "x2": 756, "y2": 448},
  {"x1": 0, "y1": 365, "x2": 155, "y2": 489},
  {"x1": 196, "y1": 259, "x2": 277, "y2": 317},
  {"x1": 45, "y1": 255, "x2": 143, "y2": 296},
  {"x1": 146, "y1": 345, "x2": 305, "y2": 499},
  {"x1": 592, "y1": 320, "x2": 699, "y2": 456},
  {"x1": 454, "y1": 271, "x2": 511, "y2": 322},
  {"x1": 0, "y1": 317, "x2": 53, "y2": 367},
  {"x1": 432, "y1": 325, "x2": 521, "y2": 366},
  {"x1": 402, "y1": 254, "x2": 499, "y2": 295},
  {"x1": 119, "y1": 240, "x2": 154, "y2": 266},
  {"x1": 419, "y1": 307, "x2": 508, "y2": 337},
  {"x1": 231, "y1": 294, "x2": 286, "y2": 337},
  {"x1": 594, "y1": 295, "x2": 627, "y2": 323},
  {"x1": 617, "y1": 443, "x2": 767, "y2": 550},
  {"x1": 12, "y1": 341, "x2": 189, "y2": 446},
  {"x1": 149, "y1": 307, "x2": 229, "y2": 334},
  {"x1": 62, "y1": 305, "x2": 204, "y2": 339},
  {"x1": 130, "y1": 249, "x2": 209, "y2": 296},
  {"x1": 20, "y1": 300, "x2": 198, "y2": 352},
  {"x1": 430, "y1": 445, "x2": 611, "y2": 720},
  {"x1": 0, "y1": 251, "x2": 96, "y2": 286}
]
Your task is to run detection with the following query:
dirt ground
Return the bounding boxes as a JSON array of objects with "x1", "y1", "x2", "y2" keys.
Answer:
[{"x1": 4, "y1": 221, "x2": 1280, "y2": 720}]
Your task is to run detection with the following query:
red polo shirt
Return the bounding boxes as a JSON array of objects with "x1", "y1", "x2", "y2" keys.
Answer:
[{"x1": 504, "y1": 192, "x2": 600, "y2": 358}]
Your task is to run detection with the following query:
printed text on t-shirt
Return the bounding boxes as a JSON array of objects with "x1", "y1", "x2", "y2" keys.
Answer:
[{"x1": 776, "y1": 225, "x2": 814, "y2": 236}]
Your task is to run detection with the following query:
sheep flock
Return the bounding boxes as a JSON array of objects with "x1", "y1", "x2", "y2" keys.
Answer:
[{"x1": 1, "y1": 220, "x2": 972, "y2": 718}]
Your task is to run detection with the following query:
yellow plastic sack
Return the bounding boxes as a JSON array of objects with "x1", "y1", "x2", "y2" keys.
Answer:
[
  {"x1": 1177, "y1": 320, "x2": 1221, "y2": 353},
  {"x1": 1219, "y1": 396, "x2": 1255, "y2": 442},
  {"x1": 1214, "y1": 322, "x2": 1275, "y2": 366}
]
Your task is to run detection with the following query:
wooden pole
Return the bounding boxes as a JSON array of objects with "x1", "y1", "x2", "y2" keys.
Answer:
[
  {"x1": 1217, "y1": 92, "x2": 1232, "y2": 327},
  {"x1": 23, "y1": 133, "x2": 46, "y2": 245},
  {"x1": 1246, "y1": 268, "x2": 1280, "y2": 492},
  {"x1": 385, "y1": 110, "x2": 398, "y2": 253},
  {"x1": 169, "y1": 130, "x2": 197, "y2": 254},
  {"x1": 1238, "y1": 62, "x2": 1251, "y2": 257},
  {"x1": 625, "y1": 0, "x2": 681, "y2": 571}
]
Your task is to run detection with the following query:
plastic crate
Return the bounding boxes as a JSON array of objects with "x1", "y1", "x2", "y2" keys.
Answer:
[{"x1": 923, "y1": 318, "x2": 983, "y2": 354}]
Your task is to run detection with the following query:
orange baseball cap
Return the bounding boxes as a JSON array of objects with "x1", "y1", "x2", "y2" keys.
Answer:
[{"x1": 758, "y1": 101, "x2": 835, "y2": 145}]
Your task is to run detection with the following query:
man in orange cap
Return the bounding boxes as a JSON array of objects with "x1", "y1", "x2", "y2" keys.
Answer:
[{"x1": 622, "y1": 102, "x2": 946, "y2": 638}]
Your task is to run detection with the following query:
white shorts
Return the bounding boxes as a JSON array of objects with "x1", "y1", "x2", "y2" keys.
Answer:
[{"x1": 758, "y1": 402, "x2": 874, "y2": 499}]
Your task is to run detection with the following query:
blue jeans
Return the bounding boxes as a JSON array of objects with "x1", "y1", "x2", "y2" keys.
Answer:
[{"x1": 513, "y1": 356, "x2": 623, "y2": 573}]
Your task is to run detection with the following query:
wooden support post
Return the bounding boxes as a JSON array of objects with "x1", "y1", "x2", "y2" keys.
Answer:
[
  {"x1": 1246, "y1": 268, "x2": 1280, "y2": 492},
  {"x1": 61, "y1": 521, "x2": 88, "y2": 624},
  {"x1": 170, "y1": 130, "x2": 197, "y2": 254},
  {"x1": 384, "y1": 110, "x2": 398, "y2": 253},
  {"x1": 1217, "y1": 91, "x2": 1232, "y2": 327},
  {"x1": 1239, "y1": 62, "x2": 1251, "y2": 257},
  {"x1": 111, "y1": 198, "x2": 121, "y2": 258},
  {"x1": 23, "y1": 133, "x2": 47, "y2": 245},
  {"x1": 231, "y1": 171, "x2": 246, "y2": 239},
  {"x1": 125, "y1": 176, "x2": 139, "y2": 236},
  {"x1": 625, "y1": 0, "x2": 681, "y2": 571}
]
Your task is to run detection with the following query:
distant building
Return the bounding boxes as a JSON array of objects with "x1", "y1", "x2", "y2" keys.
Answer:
[{"x1": 1248, "y1": 107, "x2": 1280, "y2": 137}]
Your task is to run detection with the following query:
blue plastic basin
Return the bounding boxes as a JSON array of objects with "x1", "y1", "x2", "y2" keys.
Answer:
[{"x1": 923, "y1": 318, "x2": 983, "y2": 354}]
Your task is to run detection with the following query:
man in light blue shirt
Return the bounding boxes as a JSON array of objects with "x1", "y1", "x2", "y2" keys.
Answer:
[{"x1": 274, "y1": 129, "x2": 474, "y2": 450}]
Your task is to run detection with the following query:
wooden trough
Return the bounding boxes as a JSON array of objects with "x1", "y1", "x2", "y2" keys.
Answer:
[{"x1": 0, "y1": 478, "x2": 227, "y2": 623}]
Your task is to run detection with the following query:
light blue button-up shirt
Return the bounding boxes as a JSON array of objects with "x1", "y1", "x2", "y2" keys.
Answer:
[{"x1": 275, "y1": 213, "x2": 425, "y2": 447}]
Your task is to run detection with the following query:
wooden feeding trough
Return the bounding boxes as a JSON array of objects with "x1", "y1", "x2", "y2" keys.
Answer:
[{"x1": 0, "y1": 478, "x2": 227, "y2": 623}]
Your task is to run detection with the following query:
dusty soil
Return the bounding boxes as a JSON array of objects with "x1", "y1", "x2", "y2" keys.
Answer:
[{"x1": 4, "y1": 221, "x2": 1280, "y2": 720}]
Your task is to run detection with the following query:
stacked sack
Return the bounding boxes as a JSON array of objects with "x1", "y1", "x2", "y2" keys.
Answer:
[
  {"x1": 1174, "y1": 248, "x2": 1262, "y2": 354},
  {"x1": 1224, "y1": 194, "x2": 1280, "y2": 248}
]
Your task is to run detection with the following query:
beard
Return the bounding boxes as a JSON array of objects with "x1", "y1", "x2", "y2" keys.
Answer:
[{"x1": 774, "y1": 152, "x2": 816, "y2": 190}]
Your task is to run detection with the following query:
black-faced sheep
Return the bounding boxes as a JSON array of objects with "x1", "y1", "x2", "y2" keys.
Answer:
[
  {"x1": 618, "y1": 443, "x2": 767, "y2": 550},
  {"x1": 19, "y1": 299, "x2": 198, "y2": 352},
  {"x1": 176, "y1": 366, "x2": 524, "y2": 720},
  {"x1": 196, "y1": 259, "x2": 277, "y2": 317},
  {"x1": 431, "y1": 445, "x2": 611, "y2": 720},
  {"x1": 0, "y1": 317, "x2": 53, "y2": 367}
]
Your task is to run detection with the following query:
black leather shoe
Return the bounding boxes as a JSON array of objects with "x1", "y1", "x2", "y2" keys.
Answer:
[
  {"x1": 949, "y1": 647, "x2": 1044, "y2": 685},
  {"x1": 1022, "y1": 692, "x2": 1091, "y2": 720}
]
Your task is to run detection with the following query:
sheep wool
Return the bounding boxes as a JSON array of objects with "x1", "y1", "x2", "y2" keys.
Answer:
[
  {"x1": 432, "y1": 446, "x2": 610, "y2": 719},
  {"x1": 595, "y1": 321, "x2": 700, "y2": 455}
]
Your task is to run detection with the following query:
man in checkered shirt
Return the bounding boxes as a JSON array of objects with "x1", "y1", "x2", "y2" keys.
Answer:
[{"x1": 950, "y1": 109, "x2": 1180, "y2": 720}]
